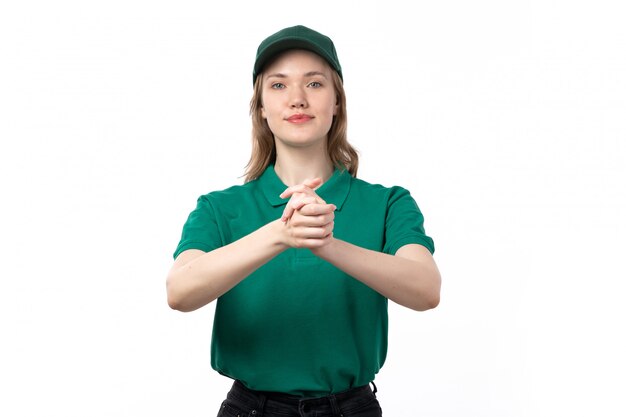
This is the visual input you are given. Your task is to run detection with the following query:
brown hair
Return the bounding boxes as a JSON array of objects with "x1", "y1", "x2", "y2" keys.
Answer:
[{"x1": 244, "y1": 69, "x2": 358, "y2": 182}]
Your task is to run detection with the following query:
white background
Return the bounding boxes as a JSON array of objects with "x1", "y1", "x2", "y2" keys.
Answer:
[{"x1": 1, "y1": 1, "x2": 625, "y2": 416}]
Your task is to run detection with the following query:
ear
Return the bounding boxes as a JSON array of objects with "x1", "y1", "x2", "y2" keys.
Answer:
[
  {"x1": 333, "y1": 100, "x2": 339, "y2": 116},
  {"x1": 261, "y1": 104, "x2": 267, "y2": 119}
]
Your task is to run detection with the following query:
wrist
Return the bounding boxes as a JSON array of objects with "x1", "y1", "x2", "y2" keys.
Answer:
[
  {"x1": 312, "y1": 236, "x2": 338, "y2": 259},
  {"x1": 266, "y1": 219, "x2": 290, "y2": 251}
]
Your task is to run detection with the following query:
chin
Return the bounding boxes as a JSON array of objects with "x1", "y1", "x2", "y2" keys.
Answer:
[{"x1": 277, "y1": 136, "x2": 327, "y2": 149}]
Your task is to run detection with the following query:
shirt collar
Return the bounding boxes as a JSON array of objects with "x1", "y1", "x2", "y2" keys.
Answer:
[{"x1": 259, "y1": 165, "x2": 351, "y2": 211}]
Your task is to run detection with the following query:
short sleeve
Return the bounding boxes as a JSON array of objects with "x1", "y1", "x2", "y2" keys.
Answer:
[
  {"x1": 173, "y1": 195, "x2": 223, "y2": 259},
  {"x1": 382, "y1": 187, "x2": 435, "y2": 255}
]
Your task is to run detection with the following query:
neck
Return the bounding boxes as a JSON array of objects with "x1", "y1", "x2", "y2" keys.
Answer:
[{"x1": 274, "y1": 146, "x2": 334, "y2": 187}]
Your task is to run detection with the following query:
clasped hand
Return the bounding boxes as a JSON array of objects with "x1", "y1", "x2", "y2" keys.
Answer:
[{"x1": 278, "y1": 178, "x2": 336, "y2": 250}]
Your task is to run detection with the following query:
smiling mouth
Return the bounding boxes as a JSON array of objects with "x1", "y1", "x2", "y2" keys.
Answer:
[{"x1": 287, "y1": 114, "x2": 313, "y2": 123}]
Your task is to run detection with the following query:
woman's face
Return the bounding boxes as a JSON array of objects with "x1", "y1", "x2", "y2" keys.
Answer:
[{"x1": 260, "y1": 49, "x2": 338, "y2": 150}]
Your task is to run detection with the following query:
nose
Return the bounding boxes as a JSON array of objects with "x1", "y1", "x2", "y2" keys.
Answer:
[{"x1": 289, "y1": 87, "x2": 308, "y2": 108}]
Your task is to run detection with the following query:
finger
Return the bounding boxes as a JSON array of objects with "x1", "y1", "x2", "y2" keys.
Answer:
[
  {"x1": 281, "y1": 196, "x2": 318, "y2": 222},
  {"x1": 308, "y1": 233, "x2": 334, "y2": 251},
  {"x1": 290, "y1": 212, "x2": 334, "y2": 228},
  {"x1": 280, "y1": 190, "x2": 326, "y2": 206},
  {"x1": 291, "y1": 225, "x2": 333, "y2": 239},
  {"x1": 281, "y1": 205, "x2": 294, "y2": 223},
  {"x1": 302, "y1": 177, "x2": 323, "y2": 190},
  {"x1": 279, "y1": 178, "x2": 324, "y2": 199},
  {"x1": 279, "y1": 185, "x2": 309, "y2": 199},
  {"x1": 298, "y1": 203, "x2": 336, "y2": 216},
  {"x1": 294, "y1": 232, "x2": 334, "y2": 249},
  {"x1": 290, "y1": 196, "x2": 318, "y2": 211}
]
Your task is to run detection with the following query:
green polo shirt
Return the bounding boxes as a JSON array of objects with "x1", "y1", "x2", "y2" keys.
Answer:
[{"x1": 173, "y1": 165, "x2": 434, "y2": 396}]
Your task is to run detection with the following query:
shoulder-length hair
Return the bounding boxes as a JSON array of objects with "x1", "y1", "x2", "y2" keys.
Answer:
[{"x1": 244, "y1": 69, "x2": 358, "y2": 182}]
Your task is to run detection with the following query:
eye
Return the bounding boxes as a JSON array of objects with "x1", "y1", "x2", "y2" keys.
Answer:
[
  {"x1": 308, "y1": 81, "x2": 322, "y2": 88},
  {"x1": 271, "y1": 82, "x2": 285, "y2": 89}
]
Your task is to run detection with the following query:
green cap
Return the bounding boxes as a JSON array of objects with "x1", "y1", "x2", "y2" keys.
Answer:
[{"x1": 253, "y1": 25, "x2": 343, "y2": 85}]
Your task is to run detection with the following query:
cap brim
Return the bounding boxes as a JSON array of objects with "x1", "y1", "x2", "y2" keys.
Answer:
[{"x1": 253, "y1": 38, "x2": 337, "y2": 81}]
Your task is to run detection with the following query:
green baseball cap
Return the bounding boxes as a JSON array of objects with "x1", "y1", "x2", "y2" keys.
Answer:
[{"x1": 253, "y1": 25, "x2": 343, "y2": 85}]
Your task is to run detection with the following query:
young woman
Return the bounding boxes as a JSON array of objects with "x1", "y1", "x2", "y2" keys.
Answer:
[{"x1": 167, "y1": 25, "x2": 441, "y2": 417}]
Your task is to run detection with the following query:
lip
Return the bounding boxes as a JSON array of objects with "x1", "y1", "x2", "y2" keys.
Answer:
[{"x1": 286, "y1": 114, "x2": 313, "y2": 123}]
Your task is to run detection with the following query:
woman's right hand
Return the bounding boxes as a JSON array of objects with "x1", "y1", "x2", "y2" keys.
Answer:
[{"x1": 167, "y1": 178, "x2": 336, "y2": 311}]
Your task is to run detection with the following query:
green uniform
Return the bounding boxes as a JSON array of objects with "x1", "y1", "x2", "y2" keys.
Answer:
[{"x1": 174, "y1": 165, "x2": 434, "y2": 397}]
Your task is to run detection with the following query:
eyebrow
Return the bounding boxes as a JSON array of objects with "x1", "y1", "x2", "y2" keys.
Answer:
[{"x1": 265, "y1": 71, "x2": 329, "y2": 80}]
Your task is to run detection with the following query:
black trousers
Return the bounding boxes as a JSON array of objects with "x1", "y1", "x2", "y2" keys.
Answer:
[{"x1": 217, "y1": 380, "x2": 383, "y2": 417}]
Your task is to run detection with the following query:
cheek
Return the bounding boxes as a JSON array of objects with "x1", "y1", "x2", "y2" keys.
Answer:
[
  {"x1": 324, "y1": 94, "x2": 338, "y2": 116},
  {"x1": 327, "y1": 100, "x2": 338, "y2": 118},
  {"x1": 261, "y1": 99, "x2": 280, "y2": 120}
]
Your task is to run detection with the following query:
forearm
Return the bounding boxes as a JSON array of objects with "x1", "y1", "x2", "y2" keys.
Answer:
[
  {"x1": 167, "y1": 220, "x2": 287, "y2": 312},
  {"x1": 314, "y1": 239, "x2": 441, "y2": 311}
]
